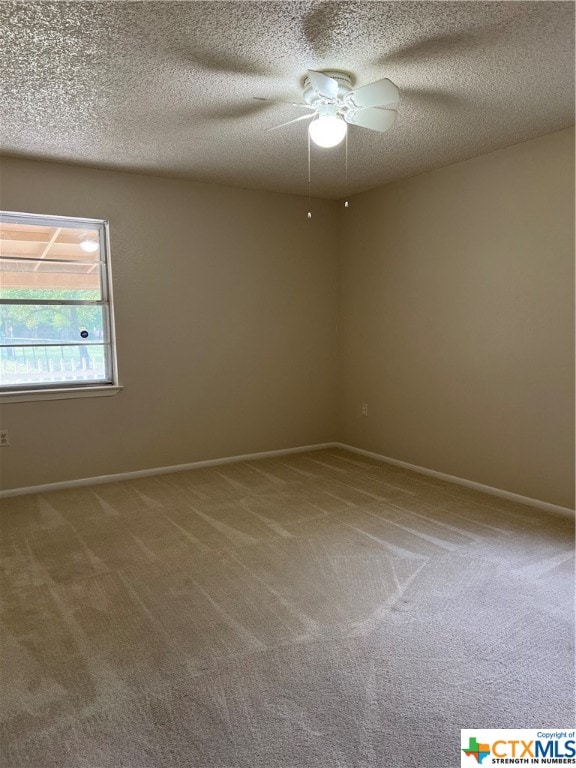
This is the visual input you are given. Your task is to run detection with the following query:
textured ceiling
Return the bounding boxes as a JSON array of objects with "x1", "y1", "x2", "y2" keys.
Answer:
[{"x1": 1, "y1": 1, "x2": 574, "y2": 199}]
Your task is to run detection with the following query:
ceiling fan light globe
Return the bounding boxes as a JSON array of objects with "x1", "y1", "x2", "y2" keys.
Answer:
[{"x1": 308, "y1": 116, "x2": 347, "y2": 148}]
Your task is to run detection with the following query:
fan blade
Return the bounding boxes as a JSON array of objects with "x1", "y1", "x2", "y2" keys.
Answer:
[
  {"x1": 253, "y1": 97, "x2": 316, "y2": 111},
  {"x1": 345, "y1": 108, "x2": 397, "y2": 133},
  {"x1": 348, "y1": 78, "x2": 400, "y2": 108},
  {"x1": 307, "y1": 70, "x2": 339, "y2": 99},
  {"x1": 266, "y1": 113, "x2": 315, "y2": 132}
]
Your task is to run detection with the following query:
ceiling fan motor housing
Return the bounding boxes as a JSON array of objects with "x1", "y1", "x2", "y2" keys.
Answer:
[{"x1": 303, "y1": 71, "x2": 354, "y2": 107}]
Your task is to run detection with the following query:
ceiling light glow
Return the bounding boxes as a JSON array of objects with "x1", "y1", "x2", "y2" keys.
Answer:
[
  {"x1": 80, "y1": 237, "x2": 99, "y2": 253},
  {"x1": 308, "y1": 116, "x2": 347, "y2": 148}
]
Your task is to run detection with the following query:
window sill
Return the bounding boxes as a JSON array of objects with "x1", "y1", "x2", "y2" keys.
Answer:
[{"x1": 0, "y1": 385, "x2": 123, "y2": 403}]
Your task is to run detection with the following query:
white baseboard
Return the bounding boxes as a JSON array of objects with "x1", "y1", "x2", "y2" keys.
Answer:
[
  {"x1": 0, "y1": 443, "x2": 335, "y2": 498},
  {"x1": 2, "y1": 441, "x2": 573, "y2": 518},
  {"x1": 335, "y1": 443, "x2": 575, "y2": 519}
]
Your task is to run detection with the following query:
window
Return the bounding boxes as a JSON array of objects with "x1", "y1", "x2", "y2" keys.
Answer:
[{"x1": 0, "y1": 211, "x2": 120, "y2": 400}]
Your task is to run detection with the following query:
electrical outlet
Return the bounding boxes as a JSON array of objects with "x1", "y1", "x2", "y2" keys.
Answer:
[
  {"x1": 361, "y1": 403, "x2": 368, "y2": 417},
  {"x1": 0, "y1": 430, "x2": 9, "y2": 446}
]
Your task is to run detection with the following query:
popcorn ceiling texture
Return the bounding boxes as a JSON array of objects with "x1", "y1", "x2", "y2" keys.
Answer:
[{"x1": 1, "y1": 1, "x2": 574, "y2": 198}]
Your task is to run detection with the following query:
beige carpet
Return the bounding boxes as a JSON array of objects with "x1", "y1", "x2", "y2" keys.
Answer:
[{"x1": 1, "y1": 448, "x2": 574, "y2": 767}]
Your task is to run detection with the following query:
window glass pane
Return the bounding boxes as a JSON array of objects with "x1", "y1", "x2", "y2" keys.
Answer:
[
  {"x1": 0, "y1": 259, "x2": 102, "y2": 300},
  {"x1": 0, "y1": 212, "x2": 117, "y2": 393},
  {"x1": 0, "y1": 222, "x2": 101, "y2": 262},
  {"x1": 0, "y1": 304, "x2": 108, "y2": 345},
  {"x1": 0, "y1": 345, "x2": 110, "y2": 388}
]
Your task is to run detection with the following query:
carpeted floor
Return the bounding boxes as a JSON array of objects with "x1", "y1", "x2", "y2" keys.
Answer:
[{"x1": 1, "y1": 448, "x2": 574, "y2": 767}]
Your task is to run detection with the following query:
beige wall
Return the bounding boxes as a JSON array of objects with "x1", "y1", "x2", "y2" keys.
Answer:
[
  {"x1": 2, "y1": 129, "x2": 573, "y2": 507},
  {"x1": 338, "y1": 128, "x2": 575, "y2": 509},
  {"x1": 0, "y1": 158, "x2": 338, "y2": 489}
]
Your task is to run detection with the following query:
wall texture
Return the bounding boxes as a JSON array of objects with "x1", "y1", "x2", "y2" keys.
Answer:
[
  {"x1": 2, "y1": 129, "x2": 573, "y2": 507},
  {"x1": 338, "y1": 127, "x2": 575, "y2": 509},
  {"x1": 0, "y1": 158, "x2": 338, "y2": 489}
]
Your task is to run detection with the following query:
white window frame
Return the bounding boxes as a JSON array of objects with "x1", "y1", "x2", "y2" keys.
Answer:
[{"x1": 0, "y1": 211, "x2": 122, "y2": 402}]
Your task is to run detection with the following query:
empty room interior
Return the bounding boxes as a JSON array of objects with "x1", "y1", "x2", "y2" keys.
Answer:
[{"x1": 0, "y1": 2, "x2": 574, "y2": 767}]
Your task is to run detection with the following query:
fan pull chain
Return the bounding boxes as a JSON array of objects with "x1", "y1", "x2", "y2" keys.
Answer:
[
  {"x1": 307, "y1": 131, "x2": 312, "y2": 219},
  {"x1": 344, "y1": 131, "x2": 349, "y2": 208}
]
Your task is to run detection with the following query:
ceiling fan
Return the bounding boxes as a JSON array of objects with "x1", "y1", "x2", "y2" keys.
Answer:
[{"x1": 258, "y1": 70, "x2": 400, "y2": 148}]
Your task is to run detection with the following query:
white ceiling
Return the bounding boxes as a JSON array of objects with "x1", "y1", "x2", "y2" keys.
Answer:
[{"x1": 1, "y1": 1, "x2": 574, "y2": 199}]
